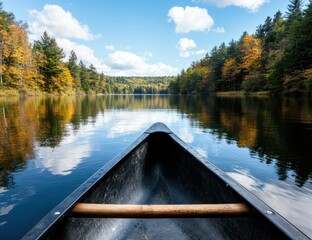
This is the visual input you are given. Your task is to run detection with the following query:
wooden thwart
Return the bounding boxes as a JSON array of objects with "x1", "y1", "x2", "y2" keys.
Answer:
[{"x1": 71, "y1": 203, "x2": 252, "y2": 218}]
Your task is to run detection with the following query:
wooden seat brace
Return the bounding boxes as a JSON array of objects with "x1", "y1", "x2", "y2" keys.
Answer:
[{"x1": 71, "y1": 203, "x2": 252, "y2": 218}]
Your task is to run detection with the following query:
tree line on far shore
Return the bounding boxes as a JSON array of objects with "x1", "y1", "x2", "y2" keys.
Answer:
[
  {"x1": 1, "y1": 1, "x2": 312, "y2": 96},
  {"x1": 0, "y1": 3, "x2": 172, "y2": 95},
  {"x1": 169, "y1": 0, "x2": 312, "y2": 96}
]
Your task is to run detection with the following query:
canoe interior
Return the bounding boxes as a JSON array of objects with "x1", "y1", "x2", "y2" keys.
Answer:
[{"x1": 45, "y1": 132, "x2": 290, "y2": 240}]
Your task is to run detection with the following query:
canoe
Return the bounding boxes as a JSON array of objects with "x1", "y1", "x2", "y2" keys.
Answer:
[{"x1": 22, "y1": 123, "x2": 308, "y2": 240}]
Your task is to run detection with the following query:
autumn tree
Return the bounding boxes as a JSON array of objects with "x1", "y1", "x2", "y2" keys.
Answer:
[
  {"x1": 0, "y1": 3, "x2": 15, "y2": 86},
  {"x1": 239, "y1": 34, "x2": 263, "y2": 91},
  {"x1": 53, "y1": 63, "x2": 73, "y2": 93},
  {"x1": 2, "y1": 23, "x2": 35, "y2": 91}
]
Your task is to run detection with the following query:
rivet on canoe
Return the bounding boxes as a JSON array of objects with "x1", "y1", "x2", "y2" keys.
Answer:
[
  {"x1": 266, "y1": 210, "x2": 274, "y2": 215},
  {"x1": 54, "y1": 211, "x2": 61, "y2": 216}
]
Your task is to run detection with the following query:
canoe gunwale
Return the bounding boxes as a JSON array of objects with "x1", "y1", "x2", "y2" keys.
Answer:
[
  {"x1": 169, "y1": 133, "x2": 309, "y2": 240},
  {"x1": 21, "y1": 133, "x2": 150, "y2": 240},
  {"x1": 21, "y1": 122, "x2": 309, "y2": 240}
]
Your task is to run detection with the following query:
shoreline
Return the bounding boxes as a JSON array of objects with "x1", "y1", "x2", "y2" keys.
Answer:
[{"x1": 213, "y1": 91, "x2": 270, "y2": 97}]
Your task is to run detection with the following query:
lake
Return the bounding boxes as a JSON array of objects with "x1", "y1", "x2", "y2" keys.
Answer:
[{"x1": 0, "y1": 95, "x2": 311, "y2": 239}]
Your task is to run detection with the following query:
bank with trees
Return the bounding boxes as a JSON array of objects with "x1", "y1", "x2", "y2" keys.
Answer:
[
  {"x1": 169, "y1": 0, "x2": 312, "y2": 96},
  {"x1": 0, "y1": 3, "x2": 173, "y2": 95}
]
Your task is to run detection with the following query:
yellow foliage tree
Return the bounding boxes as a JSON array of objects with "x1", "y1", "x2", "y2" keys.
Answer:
[
  {"x1": 240, "y1": 34, "x2": 262, "y2": 71},
  {"x1": 51, "y1": 64, "x2": 73, "y2": 93},
  {"x1": 2, "y1": 22, "x2": 35, "y2": 91},
  {"x1": 239, "y1": 34, "x2": 263, "y2": 91}
]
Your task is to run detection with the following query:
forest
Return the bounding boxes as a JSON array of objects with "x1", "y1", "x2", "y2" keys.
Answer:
[
  {"x1": 104, "y1": 76, "x2": 174, "y2": 94},
  {"x1": 1, "y1": 1, "x2": 312, "y2": 96},
  {"x1": 169, "y1": 0, "x2": 312, "y2": 96},
  {"x1": 0, "y1": 2, "x2": 172, "y2": 95}
]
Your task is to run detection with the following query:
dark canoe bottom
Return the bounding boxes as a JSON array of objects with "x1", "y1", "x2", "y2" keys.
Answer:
[{"x1": 26, "y1": 123, "x2": 306, "y2": 240}]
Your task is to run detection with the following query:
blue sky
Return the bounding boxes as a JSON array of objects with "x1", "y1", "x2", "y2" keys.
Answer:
[{"x1": 1, "y1": 0, "x2": 301, "y2": 76}]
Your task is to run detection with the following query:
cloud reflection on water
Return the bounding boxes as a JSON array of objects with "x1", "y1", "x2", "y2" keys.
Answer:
[
  {"x1": 36, "y1": 110, "x2": 184, "y2": 176},
  {"x1": 102, "y1": 110, "x2": 180, "y2": 139},
  {"x1": 0, "y1": 204, "x2": 15, "y2": 217},
  {"x1": 37, "y1": 124, "x2": 94, "y2": 176},
  {"x1": 227, "y1": 169, "x2": 312, "y2": 238}
]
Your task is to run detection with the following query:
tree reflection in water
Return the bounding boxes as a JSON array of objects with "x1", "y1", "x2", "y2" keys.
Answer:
[
  {"x1": 170, "y1": 95, "x2": 312, "y2": 187},
  {"x1": 0, "y1": 95, "x2": 311, "y2": 189}
]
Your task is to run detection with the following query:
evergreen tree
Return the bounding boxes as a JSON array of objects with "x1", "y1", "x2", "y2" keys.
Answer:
[
  {"x1": 286, "y1": 0, "x2": 304, "y2": 20},
  {"x1": 285, "y1": 0, "x2": 304, "y2": 33},
  {"x1": 79, "y1": 61, "x2": 90, "y2": 92},
  {"x1": 33, "y1": 31, "x2": 65, "y2": 92},
  {"x1": 209, "y1": 43, "x2": 228, "y2": 91},
  {"x1": 88, "y1": 64, "x2": 99, "y2": 92},
  {"x1": 284, "y1": 1, "x2": 312, "y2": 93},
  {"x1": 262, "y1": 17, "x2": 274, "y2": 52},
  {"x1": 66, "y1": 50, "x2": 80, "y2": 92},
  {"x1": 99, "y1": 72, "x2": 106, "y2": 93},
  {"x1": 272, "y1": 10, "x2": 286, "y2": 49}
]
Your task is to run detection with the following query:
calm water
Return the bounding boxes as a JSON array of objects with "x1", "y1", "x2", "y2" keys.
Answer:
[{"x1": 0, "y1": 95, "x2": 312, "y2": 239}]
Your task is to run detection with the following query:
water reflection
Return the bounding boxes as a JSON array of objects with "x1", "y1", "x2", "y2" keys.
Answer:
[
  {"x1": 37, "y1": 124, "x2": 93, "y2": 176},
  {"x1": 0, "y1": 95, "x2": 312, "y2": 239},
  {"x1": 170, "y1": 96, "x2": 312, "y2": 187},
  {"x1": 0, "y1": 95, "x2": 311, "y2": 188},
  {"x1": 228, "y1": 169, "x2": 312, "y2": 236}
]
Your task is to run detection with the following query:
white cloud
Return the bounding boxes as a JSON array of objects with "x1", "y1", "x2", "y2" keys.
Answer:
[
  {"x1": 193, "y1": 0, "x2": 268, "y2": 11},
  {"x1": 46, "y1": 38, "x2": 178, "y2": 76},
  {"x1": 213, "y1": 27, "x2": 225, "y2": 33},
  {"x1": 177, "y1": 38, "x2": 206, "y2": 58},
  {"x1": 178, "y1": 38, "x2": 196, "y2": 52},
  {"x1": 194, "y1": 49, "x2": 206, "y2": 55},
  {"x1": 168, "y1": 6, "x2": 214, "y2": 33},
  {"x1": 56, "y1": 38, "x2": 109, "y2": 72},
  {"x1": 29, "y1": 4, "x2": 97, "y2": 40},
  {"x1": 106, "y1": 51, "x2": 146, "y2": 70},
  {"x1": 28, "y1": 4, "x2": 178, "y2": 76},
  {"x1": 105, "y1": 45, "x2": 115, "y2": 51},
  {"x1": 105, "y1": 51, "x2": 179, "y2": 76}
]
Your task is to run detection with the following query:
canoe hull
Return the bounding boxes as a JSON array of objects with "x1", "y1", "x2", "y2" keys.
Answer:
[{"x1": 23, "y1": 123, "x2": 308, "y2": 240}]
